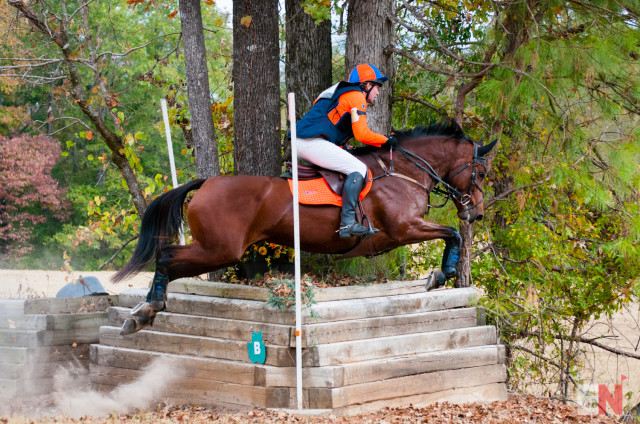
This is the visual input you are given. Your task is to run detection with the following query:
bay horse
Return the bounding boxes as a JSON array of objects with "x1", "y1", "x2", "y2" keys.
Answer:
[{"x1": 114, "y1": 121, "x2": 497, "y2": 335}]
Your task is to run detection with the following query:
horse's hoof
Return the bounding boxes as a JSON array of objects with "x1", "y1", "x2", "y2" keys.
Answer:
[
  {"x1": 425, "y1": 270, "x2": 446, "y2": 291},
  {"x1": 149, "y1": 300, "x2": 165, "y2": 312},
  {"x1": 120, "y1": 318, "x2": 139, "y2": 336},
  {"x1": 131, "y1": 302, "x2": 157, "y2": 318},
  {"x1": 120, "y1": 315, "x2": 155, "y2": 336}
]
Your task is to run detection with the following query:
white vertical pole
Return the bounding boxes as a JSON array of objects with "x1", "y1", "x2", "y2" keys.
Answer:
[
  {"x1": 160, "y1": 99, "x2": 185, "y2": 245},
  {"x1": 288, "y1": 93, "x2": 303, "y2": 410}
]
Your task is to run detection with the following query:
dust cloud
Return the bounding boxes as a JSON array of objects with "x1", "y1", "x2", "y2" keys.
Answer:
[{"x1": 53, "y1": 357, "x2": 184, "y2": 418}]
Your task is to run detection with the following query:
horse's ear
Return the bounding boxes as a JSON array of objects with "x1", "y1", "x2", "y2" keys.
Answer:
[{"x1": 478, "y1": 139, "x2": 498, "y2": 157}]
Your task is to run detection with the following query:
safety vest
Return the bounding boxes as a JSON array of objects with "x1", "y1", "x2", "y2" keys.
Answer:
[{"x1": 296, "y1": 82, "x2": 363, "y2": 146}]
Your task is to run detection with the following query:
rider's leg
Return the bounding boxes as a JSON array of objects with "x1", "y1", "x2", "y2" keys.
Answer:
[
  {"x1": 296, "y1": 138, "x2": 375, "y2": 237},
  {"x1": 339, "y1": 172, "x2": 375, "y2": 238}
]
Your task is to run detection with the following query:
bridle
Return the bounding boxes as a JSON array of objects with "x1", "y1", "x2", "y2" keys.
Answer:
[{"x1": 371, "y1": 143, "x2": 487, "y2": 214}]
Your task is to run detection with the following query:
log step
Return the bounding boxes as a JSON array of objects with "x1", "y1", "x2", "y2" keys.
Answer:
[
  {"x1": 307, "y1": 363, "x2": 507, "y2": 409},
  {"x1": 167, "y1": 279, "x2": 430, "y2": 302},
  {"x1": 0, "y1": 296, "x2": 117, "y2": 315},
  {"x1": 0, "y1": 314, "x2": 48, "y2": 330},
  {"x1": 108, "y1": 307, "x2": 292, "y2": 346},
  {"x1": 304, "y1": 325, "x2": 498, "y2": 367},
  {"x1": 99, "y1": 326, "x2": 295, "y2": 367},
  {"x1": 294, "y1": 307, "x2": 479, "y2": 347},
  {"x1": 89, "y1": 363, "x2": 292, "y2": 409},
  {"x1": 117, "y1": 287, "x2": 476, "y2": 324}
]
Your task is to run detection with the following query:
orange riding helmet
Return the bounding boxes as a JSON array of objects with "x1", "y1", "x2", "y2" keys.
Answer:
[{"x1": 348, "y1": 64, "x2": 389, "y2": 86}]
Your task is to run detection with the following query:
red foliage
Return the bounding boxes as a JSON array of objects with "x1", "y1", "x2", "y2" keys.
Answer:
[{"x1": 0, "y1": 134, "x2": 70, "y2": 258}]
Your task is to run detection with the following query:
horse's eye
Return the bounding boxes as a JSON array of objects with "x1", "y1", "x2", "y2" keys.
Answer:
[{"x1": 478, "y1": 172, "x2": 485, "y2": 179}]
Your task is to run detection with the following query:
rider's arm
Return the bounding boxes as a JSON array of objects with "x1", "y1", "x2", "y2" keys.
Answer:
[{"x1": 340, "y1": 91, "x2": 388, "y2": 147}]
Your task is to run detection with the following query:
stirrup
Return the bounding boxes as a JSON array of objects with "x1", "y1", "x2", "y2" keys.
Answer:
[{"x1": 339, "y1": 222, "x2": 377, "y2": 238}]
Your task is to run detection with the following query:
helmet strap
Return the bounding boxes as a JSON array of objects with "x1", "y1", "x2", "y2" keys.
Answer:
[{"x1": 360, "y1": 82, "x2": 374, "y2": 101}]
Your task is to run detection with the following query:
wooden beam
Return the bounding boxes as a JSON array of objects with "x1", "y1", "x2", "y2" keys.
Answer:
[
  {"x1": 304, "y1": 326, "x2": 497, "y2": 367},
  {"x1": 292, "y1": 308, "x2": 478, "y2": 347},
  {"x1": 108, "y1": 307, "x2": 292, "y2": 346},
  {"x1": 99, "y1": 326, "x2": 295, "y2": 367},
  {"x1": 307, "y1": 364, "x2": 507, "y2": 408}
]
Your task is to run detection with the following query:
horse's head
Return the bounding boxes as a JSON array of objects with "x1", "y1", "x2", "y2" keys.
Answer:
[{"x1": 446, "y1": 138, "x2": 497, "y2": 223}]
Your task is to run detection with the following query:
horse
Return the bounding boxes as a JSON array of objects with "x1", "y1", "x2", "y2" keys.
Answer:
[{"x1": 114, "y1": 120, "x2": 497, "y2": 335}]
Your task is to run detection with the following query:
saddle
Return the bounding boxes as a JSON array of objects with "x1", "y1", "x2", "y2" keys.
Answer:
[
  {"x1": 281, "y1": 163, "x2": 347, "y2": 195},
  {"x1": 280, "y1": 163, "x2": 373, "y2": 207}
]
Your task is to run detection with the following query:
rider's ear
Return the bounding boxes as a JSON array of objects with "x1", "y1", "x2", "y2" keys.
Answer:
[{"x1": 478, "y1": 139, "x2": 498, "y2": 157}]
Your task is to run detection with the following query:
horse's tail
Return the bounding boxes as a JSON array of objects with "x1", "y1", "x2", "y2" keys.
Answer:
[{"x1": 112, "y1": 178, "x2": 207, "y2": 282}]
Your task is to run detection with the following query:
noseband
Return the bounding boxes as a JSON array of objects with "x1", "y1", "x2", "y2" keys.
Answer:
[{"x1": 371, "y1": 143, "x2": 487, "y2": 213}]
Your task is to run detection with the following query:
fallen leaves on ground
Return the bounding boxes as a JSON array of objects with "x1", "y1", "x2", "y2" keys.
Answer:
[{"x1": 2, "y1": 394, "x2": 625, "y2": 423}]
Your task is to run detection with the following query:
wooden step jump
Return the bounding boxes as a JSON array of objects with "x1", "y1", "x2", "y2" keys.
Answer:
[
  {"x1": 90, "y1": 279, "x2": 507, "y2": 413},
  {"x1": 0, "y1": 295, "x2": 118, "y2": 403}
]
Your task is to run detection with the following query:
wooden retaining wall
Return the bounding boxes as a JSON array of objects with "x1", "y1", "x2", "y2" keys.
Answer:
[
  {"x1": 0, "y1": 296, "x2": 118, "y2": 402},
  {"x1": 90, "y1": 280, "x2": 507, "y2": 413}
]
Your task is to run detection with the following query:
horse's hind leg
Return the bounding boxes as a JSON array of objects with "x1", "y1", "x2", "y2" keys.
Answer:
[
  {"x1": 120, "y1": 242, "x2": 244, "y2": 336},
  {"x1": 120, "y1": 270, "x2": 168, "y2": 335}
]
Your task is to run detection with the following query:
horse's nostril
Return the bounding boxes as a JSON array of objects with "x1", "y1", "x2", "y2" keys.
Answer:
[{"x1": 476, "y1": 214, "x2": 484, "y2": 222}]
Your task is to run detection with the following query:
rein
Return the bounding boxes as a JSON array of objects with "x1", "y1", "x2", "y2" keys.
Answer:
[{"x1": 370, "y1": 144, "x2": 486, "y2": 213}]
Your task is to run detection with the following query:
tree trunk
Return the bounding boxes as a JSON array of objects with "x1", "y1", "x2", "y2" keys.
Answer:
[
  {"x1": 232, "y1": 0, "x2": 281, "y2": 176},
  {"x1": 285, "y1": 0, "x2": 332, "y2": 118},
  {"x1": 179, "y1": 0, "x2": 219, "y2": 179},
  {"x1": 7, "y1": 0, "x2": 148, "y2": 216},
  {"x1": 345, "y1": 0, "x2": 396, "y2": 135}
]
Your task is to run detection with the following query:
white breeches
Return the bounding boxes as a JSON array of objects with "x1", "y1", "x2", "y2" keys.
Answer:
[{"x1": 296, "y1": 137, "x2": 367, "y2": 178}]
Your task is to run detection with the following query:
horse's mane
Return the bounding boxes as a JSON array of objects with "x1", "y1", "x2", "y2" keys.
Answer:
[
  {"x1": 353, "y1": 119, "x2": 474, "y2": 156},
  {"x1": 394, "y1": 120, "x2": 474, "y2": 143}
]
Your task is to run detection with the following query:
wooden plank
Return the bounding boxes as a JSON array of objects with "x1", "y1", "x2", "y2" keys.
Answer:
[
  {"x1": 0, "y1": 355, "x2": 88, "y2": 380},
  {"x1": 90, "y1": 364, "x2": 291, "y2": 409},
  {"x1": 0, "y1": 314, "x2": 47, "y2": 330},
  {"x1": 0, "y1": 376, "x2": 55, "y2": 397},
  {"x1": 313, "y1": 280, "x2": 429, "y2": 302},
  {"x1": 168, "y1": 279, "x2": 269, "y2": 302},
  {"x1": 166, "y1": 279, "x2": 429, "y2": 302},
  {"x1": 46, "y1": 312, "x2": 108, "y2": 331},
  {"x1": 0, "y1": 330, "x2": 43, "y2": 347},
  {"x1": 118, "y1": 288, "x2": 475, "y2": 325},
  {"x1": 23, "y1": 296, "x2": 118, "y2": 314},
  {"x1": 293, "y1": 308, "x2": 478, "y2": 347},
  {"x1": 308, "y1": 363, "x2": 507, "y2": 409},
  {"x1": 41, "y1": 327, "x2": 102, "y2": 346},
  {"x1": 304, "y1": 325, "x2": 497, "y2": 367},
  {"x1": 303, "y1": 288, "x2": 477, "y2": 324},
  {"x1": 99, "y1": 326, "x2": 295, "y2": 367},
  {"x1": 332, "y1": 382, "x2": 508, "y2": 415},
  {"x1": 0, "y1": 300, "x2": 26, "y2": 315},
  {"x1": 108, "y1": 307, "x2": 292, "y2": 346},
  {"x1": 0, "y1": 346, "x2": 28, "y2": 364},
  {"x1": 118, "y1": 290, "x2": 295, "y2": 325},
  {"x1": 259, "y1": 345, "x2": 505, "y2": 388},
  {"x1": 91, "y1": 344, "x2": 257, "y2": 386},
  {"x1": 0, "y1": 344, "x2": 91, "y2": 367}
]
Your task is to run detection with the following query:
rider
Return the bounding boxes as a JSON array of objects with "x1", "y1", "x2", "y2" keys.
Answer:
[{"x1": 295, "y1": 63, "x2": 398, "y2": 238}]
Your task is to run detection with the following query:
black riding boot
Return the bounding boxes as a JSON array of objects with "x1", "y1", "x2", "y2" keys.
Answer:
[{"x1": 339, "y1": 172, "x2": 377, "y2": 238}]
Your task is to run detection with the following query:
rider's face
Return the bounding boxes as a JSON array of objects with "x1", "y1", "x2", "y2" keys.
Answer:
[{"x1": 365, "y1": 83, "x2": 380, "y2": 104}]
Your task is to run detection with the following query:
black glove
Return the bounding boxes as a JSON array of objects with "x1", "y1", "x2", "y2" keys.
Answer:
[{"x1": 383, "y1": 135, "x2": 398, "y2": 149}]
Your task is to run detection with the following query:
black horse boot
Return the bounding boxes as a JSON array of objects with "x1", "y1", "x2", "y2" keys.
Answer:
[{"x1": 339, "y1": 172, "x2": 377, "y2": 238}]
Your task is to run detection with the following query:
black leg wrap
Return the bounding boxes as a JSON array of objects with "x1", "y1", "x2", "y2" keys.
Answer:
[
  {"x1": 146, "y1": 270, "x2": 168, "y2": 309},
  {"x1": 441, "y1": 231, "x2": 462, "y2": 280}
]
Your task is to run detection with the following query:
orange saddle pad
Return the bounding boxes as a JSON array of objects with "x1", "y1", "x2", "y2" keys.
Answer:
[{"x1": 287, "y1": 170, "x2": 373, "y2": 206}]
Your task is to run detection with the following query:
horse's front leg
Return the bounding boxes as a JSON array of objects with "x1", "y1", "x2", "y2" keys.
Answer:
[{"x1": 399, "y1": 217, "x2": 462, "y2": 291}]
